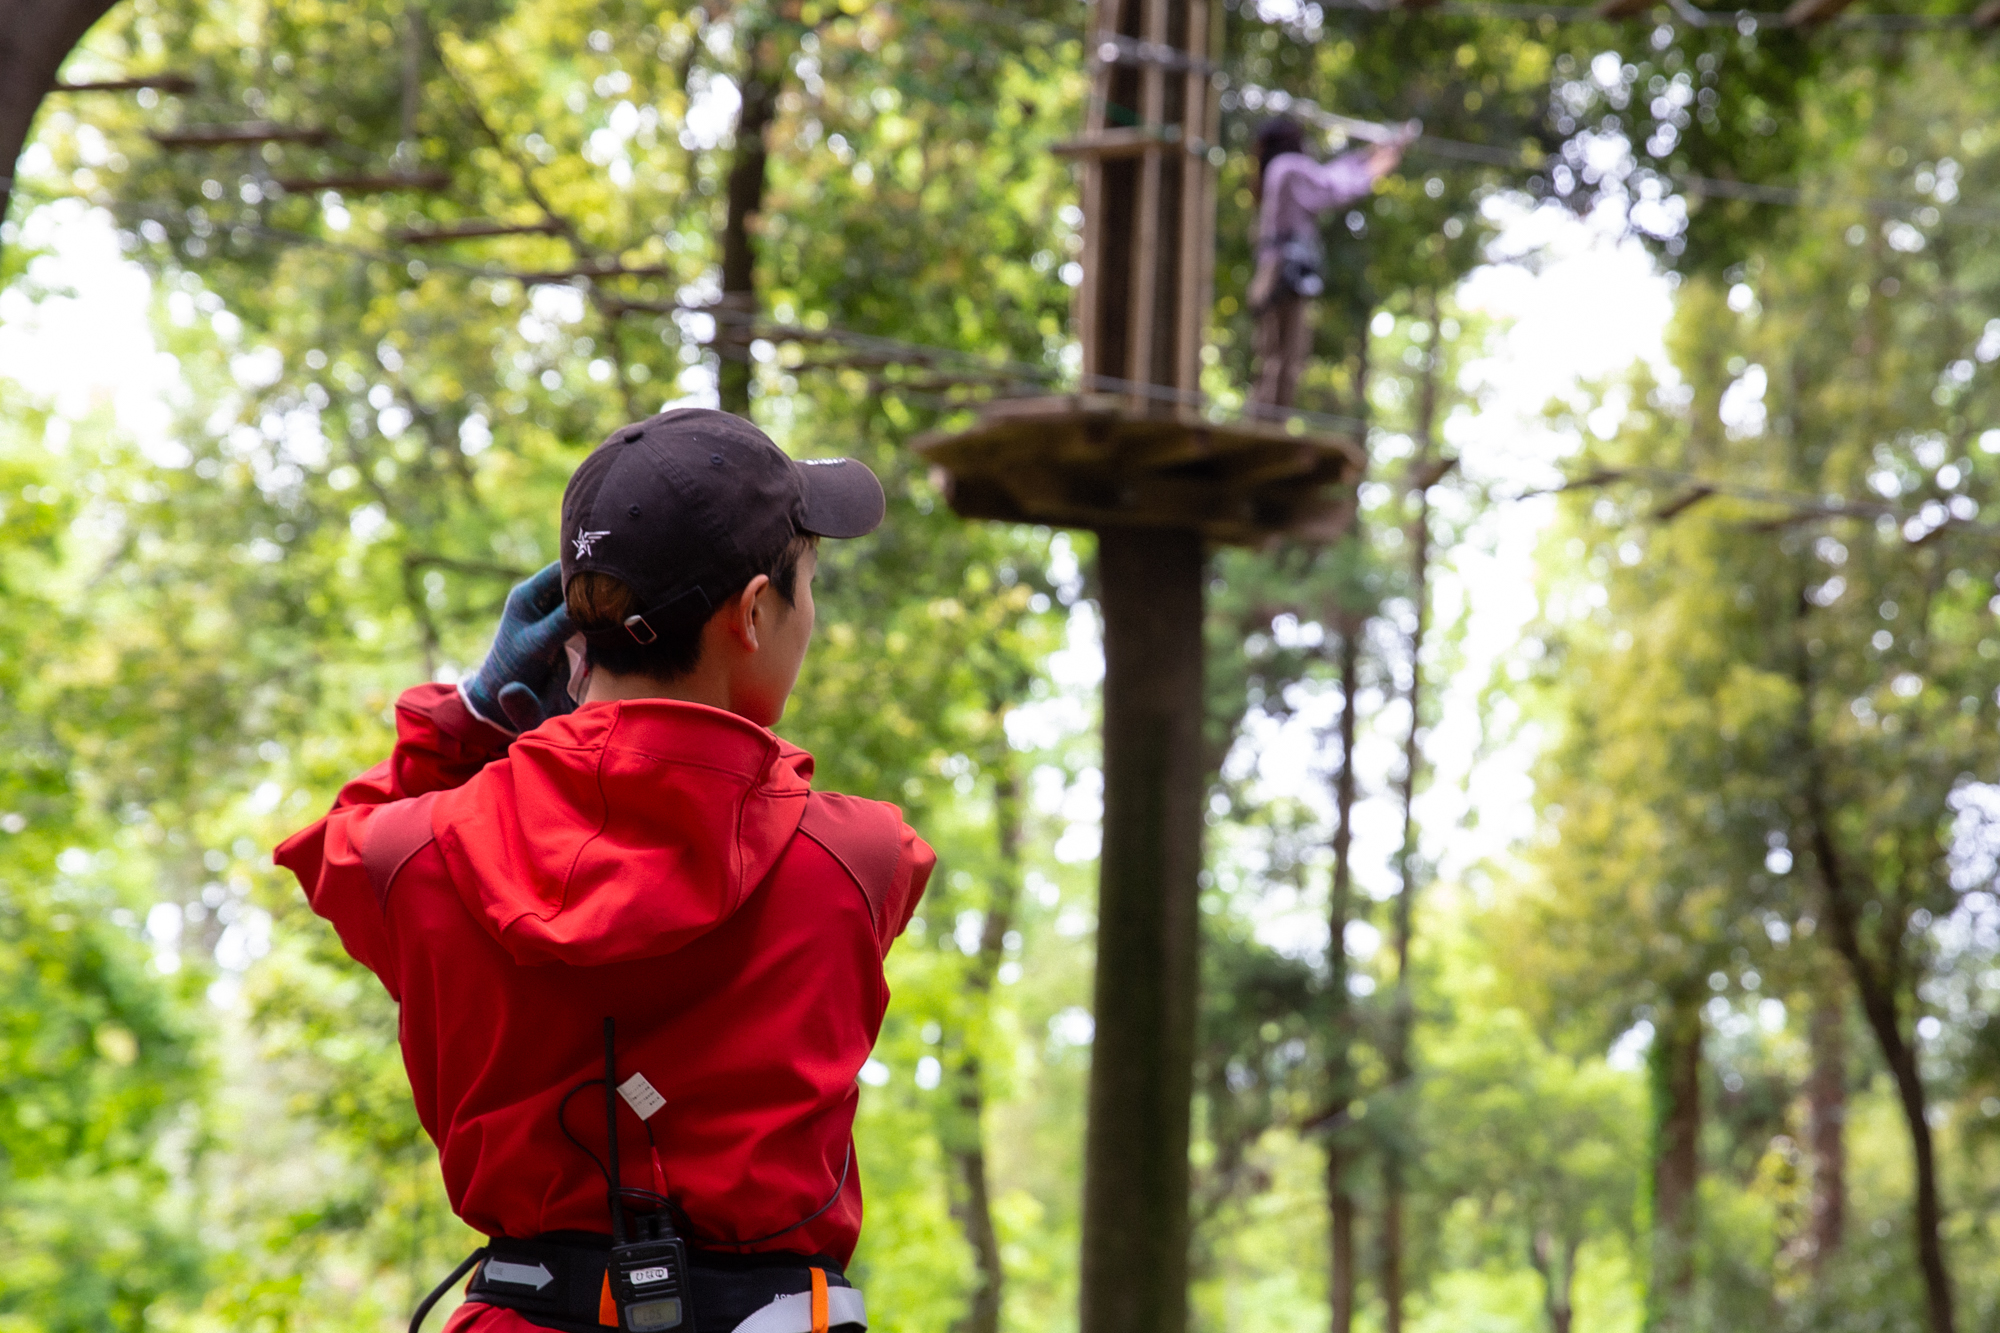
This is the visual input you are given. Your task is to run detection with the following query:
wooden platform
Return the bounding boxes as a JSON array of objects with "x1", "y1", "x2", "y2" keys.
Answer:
[{"x1": 912, "y1": 394, "x2": 1367, "y2": 546}]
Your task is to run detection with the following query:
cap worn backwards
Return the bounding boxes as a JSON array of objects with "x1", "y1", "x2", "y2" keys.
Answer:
[{"x1": 559, "y1": 409, "x2": 885, "y2": 647}]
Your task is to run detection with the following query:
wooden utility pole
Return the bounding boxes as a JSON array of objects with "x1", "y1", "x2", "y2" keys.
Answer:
[{"x1": 916, "y1": 5, "x2": 1364, "y2": 1332}]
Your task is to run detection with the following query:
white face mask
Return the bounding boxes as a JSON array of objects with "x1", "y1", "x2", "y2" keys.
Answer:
[{"x1": 564, "y1": 633, "x2": 591, "y2": 706}]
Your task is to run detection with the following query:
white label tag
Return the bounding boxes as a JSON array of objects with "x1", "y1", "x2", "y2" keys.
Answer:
[
  {"x1": 629, "y1": 1265, "x2": 675, "y2": 1286},
  {"x1": 617, "y1": 1071, "x2": 666, "y2": 1120}
]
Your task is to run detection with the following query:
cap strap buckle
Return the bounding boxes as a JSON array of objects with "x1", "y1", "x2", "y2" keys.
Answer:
[{"x1": 613, "y1": 587, "x2": 713, "y2": 647}]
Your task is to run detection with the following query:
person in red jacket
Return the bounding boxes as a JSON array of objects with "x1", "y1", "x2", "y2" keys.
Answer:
[{"x1": 276, "y1": 409, "x2": 935, "y2": 1333}]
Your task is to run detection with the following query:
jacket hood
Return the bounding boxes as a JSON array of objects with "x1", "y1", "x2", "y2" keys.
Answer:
[{"x1": 430, "y1": 699, "x2": 814, "y2": 966}]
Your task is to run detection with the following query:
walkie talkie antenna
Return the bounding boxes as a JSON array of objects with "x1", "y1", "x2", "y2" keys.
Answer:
[{"x1": 604, "y1": 1017, "x2": 625, "y2": 1246}]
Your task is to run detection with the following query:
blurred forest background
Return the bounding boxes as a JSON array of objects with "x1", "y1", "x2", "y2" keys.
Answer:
[{"x1": 6, "y1": 1, "x2": 2000, "y2": 1331}]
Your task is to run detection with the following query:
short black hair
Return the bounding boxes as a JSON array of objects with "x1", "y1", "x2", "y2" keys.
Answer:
[{"x1": 567, "y1": 533, "x2": 817, "y2": 679}]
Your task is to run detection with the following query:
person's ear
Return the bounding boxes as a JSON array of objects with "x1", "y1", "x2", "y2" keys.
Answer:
[{"x1": 729, "y1": 574, "x2": 772, "y2": 651}]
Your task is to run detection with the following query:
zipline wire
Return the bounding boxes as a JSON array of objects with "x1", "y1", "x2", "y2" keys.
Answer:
[
  {"x1": 941, "y1": 0, "x2": 1997, "y2": 35},
  {"x1": 31, "y1": 4, "x2": 1995, "y2": 484},
  {"x1": 942, "y1": 3, "x2": 1996, "y2": 228},
  {"x1": 62, "y1": 195, "x2": 1370, "y2": 437},
  {"x1": 1304, "y1": 0, "x2": 1995, "y2": 32},
  {"x1": 1266, "y1": 90, "x2": 2000, "y2": 225},
  {"x1": 1194, "y1": 48, "x2": 1995, "y2": 227},
  {"x1": 48, "y1": 104, "x2": 1997, "y2": 447},
  {"x1": 1495, "y1": 462, "x2": 2000, "y2": 541},
  {"x1": 1072, "y1": 29, "x2": 1998, "y2": 231},
  {"x1": 56, "y1": 2, "x2": 1995, "y2": 293},
  {"x1": 35, "y1": 194, "x2": 1999, "y2": 543}
]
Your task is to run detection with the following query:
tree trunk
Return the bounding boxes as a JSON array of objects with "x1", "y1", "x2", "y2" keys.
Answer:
[
  {"x1": 1328, "y1": 1152, "x2": 1356, "y2": 1333},
  {"x1": 1081, "y1": 528, "x2": 1204, "y2": 1333},
  {"x1": 949, "y1": 1061, "x2": 1005, "y2": 1333},
  {"x1": 1800, "y1": 771, "x2": 1954, "y2": 1333},
  {"x1": 1380, "y1": 306, "x2": 1441, "y2": 1333},
  {"x1": 1379, "y1": 1168, "x2": 1404, "y2": 1333},
  {"x1": 1530, "y1": 1230, "x2": 1579, "y2": 1333},
  {"x1": 1646, "y1": 995, "x2": 1701, "y2": 1333},
  {"x1": 1379, "y1": 509, "x2": 1424, "y2": 1333},
  {"x1": 946, "y1": 761, "x2": 1022, "y2": 1333},
  {"x1": 397, "y1": 2, "x2": 424, "y2": 156},
  {"x1": 717, "y1": 20, "x2": 785, "y2": 416},
  {"x1": 1328, "y1": 330, "x2": 1376, "y2": 1333},
  {"x1": 1804, "y1": 981, "x2": 1847, "y2": 1273},
  {"x1": 1325, "y1": 611, "x2": 1362, "y2": 1333},
  {"x1": 0, "y1": 0, "x2": 124, "y2": 241},
  {"x1": 1792, "y1": 621, "x2": 1954, "y2": 1333}
]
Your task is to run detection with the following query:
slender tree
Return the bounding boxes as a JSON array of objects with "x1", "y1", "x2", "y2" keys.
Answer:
[
  {"x1": 1646, "y1": 989, "x2": 1702, "y2": 1333},
  {"x1": 1793, "y1": 643, "x2": 1955, "y2": 1333},
  {"x1": 1379, "y1": 301, "x2": 1446, "y2": 1333},
  {"x1": 1802, "y1": 979, "x2": 1847, "y2": 1273},
  {"x1": 1325, "y1": 605, "x2": 1363, "y2": 1333},
  {"x1": 717, "y1": 7, "x2": 788, "y2": 417},
  {"x1": 944, "y1": 755, "x2": 1025, "y2": 1333}
]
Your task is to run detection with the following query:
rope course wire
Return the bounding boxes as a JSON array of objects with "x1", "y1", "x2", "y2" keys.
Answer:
[
  {"x1": 59, "y1": 190, "x2": 1368, "y2": 436},
  {"x1": 1081, "y1": 29, "x2": 1998, "y2": 230},
  {"x1": 35, "y1": 32, "x2": 1998, "y2": 444},
  {"x1": 51, "y1": 0, "x2": 1995, "y2": 225},
  {"x1": 929, "y1": 0, "x2": 2000, "y2": 38},
  {"x1": 51, "y1": 4, "x2": 1996, "y2": 281},
  {"x1": 36, "y1": 199, "x2": 1996, "y2": 538},
  {"x1": 1247, "y1": 88, "x2": 2000, "y2": 225},
  {"x1": 30, "y1": 6, "x2": 1994, "y2": 488},
  {"x1": 1496, "y1": 463, "x2": 2000, "y2": 542},
  {"x1": 1304, "y1": 0, "x2": 1999, "y2": 31}
]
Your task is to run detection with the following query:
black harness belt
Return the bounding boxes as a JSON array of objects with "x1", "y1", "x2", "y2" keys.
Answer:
[{"x1": 462, "y1": 1233, "x2": 864, "y2": 1333}]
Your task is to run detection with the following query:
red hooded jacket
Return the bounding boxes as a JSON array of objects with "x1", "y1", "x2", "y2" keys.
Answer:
[{"x1": 275, "y1": 684, "x2": 934, "y2": 1268}]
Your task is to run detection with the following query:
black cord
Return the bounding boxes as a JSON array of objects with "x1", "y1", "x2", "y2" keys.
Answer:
[
  {"x1": 558, "y1": 1078, "x2": 679, "y2": 1211},
  {"x1": 698, "y1": 1144, "x2": 854, "y2": 1251},
  {"x1": 409, "y1": 1246, "x2": 488, "y2": 1333},
  {"x1": 559, "y1": 1038, "x2": 854, "y2": 1251},
  {"x1": 557, "y1": 1078, "x2": 615, "y2": 1189}
]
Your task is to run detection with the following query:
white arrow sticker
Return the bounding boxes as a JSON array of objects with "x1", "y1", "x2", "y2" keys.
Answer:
[
  {"x1": 485, "y1": 1259, "x2": 555, "y2": 1290},
  {"x1": 618, "y1": 1071, "x2": 666, "y2": 1120}
]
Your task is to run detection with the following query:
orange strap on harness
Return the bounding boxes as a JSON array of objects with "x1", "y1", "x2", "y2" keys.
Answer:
[
  {"x1": 598, "y1": 1270, "x2": 618, "y2": 1327},
  {"x1": 809, "y1": 1267, "x2": 829, "y2": 1333}
]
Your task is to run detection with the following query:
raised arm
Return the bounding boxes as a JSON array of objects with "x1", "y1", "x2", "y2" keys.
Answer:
[
  {"x1": 1261, "y1": 150, "x2": 1383, "y2": 244},
  {"x1": 272, "y1": 684, "x2": 513, "y2": 986},
  {"x1": 274, "y1": 563, "x2": 575, "y2": 985}
]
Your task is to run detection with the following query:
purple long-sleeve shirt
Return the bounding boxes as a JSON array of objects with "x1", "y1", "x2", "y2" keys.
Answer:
[{"x1": 1257, "y1": 150, "x2": 1380, "y2": 246}]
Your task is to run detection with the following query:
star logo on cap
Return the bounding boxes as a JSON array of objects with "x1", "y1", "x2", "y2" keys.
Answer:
[{"x1": 573, "y1": 530, "x2": 611, "y2": 558}]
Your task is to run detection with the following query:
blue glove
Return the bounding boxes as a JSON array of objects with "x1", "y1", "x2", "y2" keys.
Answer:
[{"x1": 460, "y1": 562, "x2": 577, "y2": 733}]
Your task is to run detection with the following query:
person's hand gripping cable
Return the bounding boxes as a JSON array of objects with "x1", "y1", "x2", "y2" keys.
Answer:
[{"x1": 460, "y1": 562, "x2": 578, "y2": 734}]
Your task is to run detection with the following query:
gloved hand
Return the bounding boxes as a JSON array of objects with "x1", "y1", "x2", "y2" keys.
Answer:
[{"x1": 460, "y1": 562, "x2": 577, "y2": 734}]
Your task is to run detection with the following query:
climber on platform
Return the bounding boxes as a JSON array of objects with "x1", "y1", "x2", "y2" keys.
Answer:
[
  {"x1": 1247, "y1": 115, "x2": 1417, "y2": 409},
  {"x1": 276, "y1": 409, "x2": 932, "y2": 1333}
]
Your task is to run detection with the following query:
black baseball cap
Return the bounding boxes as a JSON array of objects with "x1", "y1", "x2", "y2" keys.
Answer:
[{"x1": 560, "y1": 408, "x2": 884, "y2": 646}]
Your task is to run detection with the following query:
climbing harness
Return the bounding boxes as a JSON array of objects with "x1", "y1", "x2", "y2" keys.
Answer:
[
  {"x1": 421, "y1": 1235, "x2": 862, "y2": 1333},
  {"x1": 1272, "y1": 231, "x2": 1326, "y2": 300},
  {"x1": 409, "y1": 1018, "x2": 864, "y2": 1333}
]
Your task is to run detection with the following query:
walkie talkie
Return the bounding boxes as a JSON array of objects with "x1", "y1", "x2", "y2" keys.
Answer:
[{"x1": 603, "y1": 1019, "x2": 694, "y2": 1333}]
